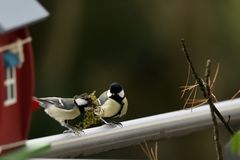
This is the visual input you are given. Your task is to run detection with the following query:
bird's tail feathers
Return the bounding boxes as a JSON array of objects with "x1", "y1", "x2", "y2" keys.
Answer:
[{"x1": 32, "y1": 97, "x2": 54, "y2": 109}]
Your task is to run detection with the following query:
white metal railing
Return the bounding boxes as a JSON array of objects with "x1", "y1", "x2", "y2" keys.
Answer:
[{"x1": 26, "y1": 98, "x2": 240, "y2": 158}]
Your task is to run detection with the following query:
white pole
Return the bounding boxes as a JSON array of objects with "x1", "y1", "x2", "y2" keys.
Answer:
[{"x1": 28, "y1": 98, "x2": 240, "y2": 157}]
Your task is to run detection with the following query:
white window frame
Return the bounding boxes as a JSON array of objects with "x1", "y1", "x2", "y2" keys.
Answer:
[{"x1": 4, "y1": 67, "x2": 17, "y2": 106}]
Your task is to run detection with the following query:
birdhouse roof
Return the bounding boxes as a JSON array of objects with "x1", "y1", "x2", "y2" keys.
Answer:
[{"x1": 0, "y1": 0, "x2": 49, "y2": 34}]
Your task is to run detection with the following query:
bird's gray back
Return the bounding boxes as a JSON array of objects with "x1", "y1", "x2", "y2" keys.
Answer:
[{"x1": 38, "y1": 97, "x2": 77, "y2": 110}]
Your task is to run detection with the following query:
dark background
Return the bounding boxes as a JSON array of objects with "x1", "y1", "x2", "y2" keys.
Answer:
[{"x1": 29, "y1": 1, "x2": 240, "y2": 159}]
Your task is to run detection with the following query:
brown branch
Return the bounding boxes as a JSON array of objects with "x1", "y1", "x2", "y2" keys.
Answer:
[
  {"x1": 205, "y1": 60, "x2": 223, "y2": 160},
  {"x1": 181, "y1": 39, "x2": 206, "y2": 96},
  {"x1": 210, "y1": 63, "x2": 220, "y2": 90},
  {"x1": 180, "y1": 38, "x2": 235, "y2": 136}
]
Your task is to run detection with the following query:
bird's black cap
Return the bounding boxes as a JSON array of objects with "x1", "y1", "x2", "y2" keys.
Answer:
[{"x1": 110, "y1": 82, "x2": 123, "y2": 94}]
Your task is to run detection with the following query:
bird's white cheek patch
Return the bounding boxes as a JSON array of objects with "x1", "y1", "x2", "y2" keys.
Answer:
[
  {"x1": 75, "y1": 98, "x2": 88, "y2": 106},
  {"x1": 118, "y1": 90, "x2": 125, "y2": 98},
  {"x1": 107, "y1": 90, "x2": 112, "y2": 97}
]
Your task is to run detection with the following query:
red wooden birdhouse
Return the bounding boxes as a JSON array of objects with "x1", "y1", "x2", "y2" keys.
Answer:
[{"x1": 0, "y1": 0, "x2": 48, "y2": 146}]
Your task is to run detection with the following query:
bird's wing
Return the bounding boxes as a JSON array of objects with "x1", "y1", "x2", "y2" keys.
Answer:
[
  {"x1": 118, "y1": 97, "x2": 128, "y2": 117},
  {"x1": 97, "y1": 91, "x2": 108, "y2": 105},
  {"x1": 38, "y1": 97, "x2": 77, "y2": 110},
  {"x1": 60, "y1": 98, "x2": 79, "y2": 109}
]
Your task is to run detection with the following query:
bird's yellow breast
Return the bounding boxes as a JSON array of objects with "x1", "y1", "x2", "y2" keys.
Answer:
[
  {"x1": 45, "y1": 105, "x2": 80, "y2": 122},
  {"x1": 100, "y1": 97, "x2": 128, "y2": 118}
]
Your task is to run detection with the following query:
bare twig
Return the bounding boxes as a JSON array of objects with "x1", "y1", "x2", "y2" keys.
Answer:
[
  {"x1": 231, "y1": 89, "x2": 240, "y2": 99},
  {"x1": 151, "y1": 148, "x2": 155, "y2": 159},
  {"x1": 140, "y1": 141, "x2": 159, "y2": 160},
  {"x1": 180, "y1": 84, "x2": 198, "y2": 91},
  {"x1": 180, "y1": 64, "x2": 218, "y2": 107},
  {"x1": 210, "y1": 63, "x2": 220, "y2": 90},
  {"x1": 140, "y1": 142, "x2": 153, "y2": 160},
  {"x1": 155, "y1": 142, "x2": 158, "y2": 160},
  {"x1": 186, "y1": 98, "x2": 207, "y2": 105},
  {"x1": 181, "y1": 65, "x2": 191, "y2": 98},
  {"x1": 204, "y1": 61, "x2": 213, "y2": 100},
  {"x1": 210, "y1": 64, "x2": 220, "y2": 102},
  {"x1": 205, "y1": 60, "x2": 223, "y2": 160},
  {"x1": 183, "y1": 82, "x2": 197, "y2": 108},
  {"x1": 180, "y1": 38, "x2": 235, "y2": 136},
  {"x1": 140, "y1": 143, "x2": 150, "y2": 158},
  {"x1": 181, "y1": 39, "x2": 206, "y2": 95},
  {"x1": 211, "y1": 93, "x2": 218, "y2": 102},
  {"x1": 192, "y1": 84, "x2": 198, "y2": 107}
]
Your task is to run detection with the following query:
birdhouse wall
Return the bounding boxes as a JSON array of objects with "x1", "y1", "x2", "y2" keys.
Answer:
[
  {"x1": 0, "y1": 28, "x2": 34, "y2": 145},
  {"x1": 16, "y1": 29, "x2": 35, "y2": 139},
  {"x1": 0, "y1": 53, "x2": 4, "y2": 139}
]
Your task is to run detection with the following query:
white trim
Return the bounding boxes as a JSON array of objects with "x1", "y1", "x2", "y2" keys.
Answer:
[
  {"x1": 0, "y1": 37, "x2": 31, "y2": 68},
  {"x1": 4, "y1": 67, "x2": 17, "y2": 106},
  {"x1": 0, "y1": 37, "x2": 31, "y2": 53}
]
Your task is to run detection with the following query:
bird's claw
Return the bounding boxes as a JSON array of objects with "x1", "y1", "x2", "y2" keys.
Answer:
[
  {"x1": 105, "y1": 122, "x2": 123, "y2": 128},
  {"x1": 63, "y1": 129, "x2": 84, "y2": 136},
  {"x1": 74, "y1": 130, "x2": 84, "y2": 136},
  {"x1": 63, "y1": 129, "x2": 72, "y2": 134}
]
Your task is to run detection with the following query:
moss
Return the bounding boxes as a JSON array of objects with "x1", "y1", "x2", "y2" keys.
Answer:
[{"x1": 72, "y1": 91, "x2": 101, "y2": 130}]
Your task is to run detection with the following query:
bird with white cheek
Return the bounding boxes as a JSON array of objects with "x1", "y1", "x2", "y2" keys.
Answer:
[
  {"x1": 32, "y1": 82, "x2": 128, "y2": 134},
  {"x1": 96, "y1": 82, "x2": 128, "y2": 126},
  {"x1": 33, "y1": 96, "x2": 90, "y2": 135}
]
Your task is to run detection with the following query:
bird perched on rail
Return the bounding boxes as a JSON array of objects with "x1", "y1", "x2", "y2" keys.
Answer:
[
  {"x1": 32, "y1": 82, "x2": 128, "y2": 133},
  {"x1": 33, "y1": 94, "x2": 97, "y2": 134},
  {"x1": 95, "y1": 82, "x2": 128, "y2": 126}
]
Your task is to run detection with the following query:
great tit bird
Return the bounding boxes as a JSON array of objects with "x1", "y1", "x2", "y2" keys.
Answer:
[
  {"x1": 33, "y1": 96, "x2": 90, "y2": 134},
  {"x1": 96, "y1": 82, "x2": 128, "y2": 126}
]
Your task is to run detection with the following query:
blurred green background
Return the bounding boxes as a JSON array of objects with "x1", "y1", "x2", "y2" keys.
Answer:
[{"x1": 29, "y1": 0, "x2": 240, "y2": 159}]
